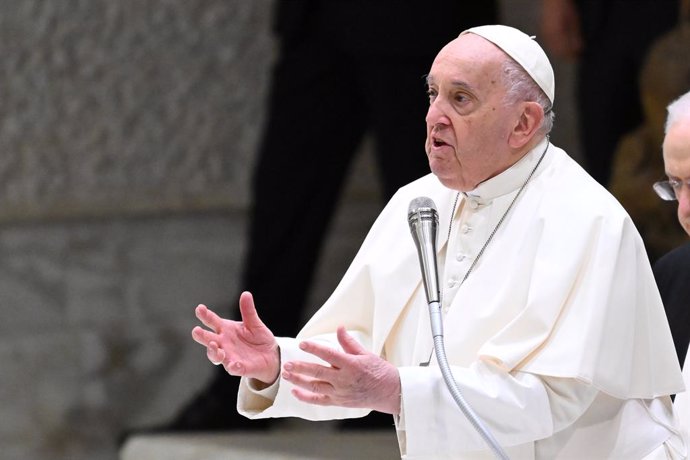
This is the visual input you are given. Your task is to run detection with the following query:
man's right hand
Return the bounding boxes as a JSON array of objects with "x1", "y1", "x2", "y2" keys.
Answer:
[{"x1": 192, "y1": 291, "x2": 280, "y2": 385}]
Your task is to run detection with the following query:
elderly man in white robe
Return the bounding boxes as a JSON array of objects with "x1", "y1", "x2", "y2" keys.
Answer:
[{"x1": 192, "y1": 25, "x2": 685, "y2": 459}]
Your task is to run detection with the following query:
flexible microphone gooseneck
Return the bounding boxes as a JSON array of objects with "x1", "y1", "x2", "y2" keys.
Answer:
[{"x1": 408, "y1": 197, "x2": 509, "y2": 460}]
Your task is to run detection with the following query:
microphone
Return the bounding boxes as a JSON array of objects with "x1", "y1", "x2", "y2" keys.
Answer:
[
  {"x1": 407, "y1": 196, "x2": 509, "y2": 459},
  {"x1": 408, "y1": 197, "x2": 443, "y2": 337}
]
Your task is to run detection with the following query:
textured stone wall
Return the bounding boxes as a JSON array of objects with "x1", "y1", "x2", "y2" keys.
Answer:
[
  {"x1": 0, "y1": 0, "x2": 272, "y2": 222},
  {"x1": 0, "y1": 214, "x2": 248, "y2": 460},
  {"x1": 0, "y1": 2, "x2": 280, "y2": 459},
  {"x1": 0, "y1": 3, "x2": 384, "y2": 459}
]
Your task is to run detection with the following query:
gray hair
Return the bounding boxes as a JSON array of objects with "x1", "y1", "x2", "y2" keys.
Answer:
[
  {"x1": 665, "y1": 90, "x2": 690, "y2": 134},
  {"x1": 501, "y1": 58, "x2": 554, "y2": 136}
]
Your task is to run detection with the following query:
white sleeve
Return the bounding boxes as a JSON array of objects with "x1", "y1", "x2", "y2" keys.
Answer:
[
  {"x1": 237, "y1": 335, "x2": 371, "y2": 421},
  {"x1": 397, "y1": 360, "x2": 598, "y2": 457}
]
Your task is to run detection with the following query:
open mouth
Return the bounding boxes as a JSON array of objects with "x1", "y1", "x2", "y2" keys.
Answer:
[{"x1": 432, "y1": 137, "x2": 449, "y2": 148}]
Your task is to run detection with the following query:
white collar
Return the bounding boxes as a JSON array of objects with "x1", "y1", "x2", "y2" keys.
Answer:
[{"x1": 465, "y1": 137, "x2": 550, "y2": 204}]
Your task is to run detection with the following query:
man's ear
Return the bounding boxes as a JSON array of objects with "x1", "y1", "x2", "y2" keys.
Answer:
[{"x1": 508, "y1": 101, "x2": 545, "y2": 149}]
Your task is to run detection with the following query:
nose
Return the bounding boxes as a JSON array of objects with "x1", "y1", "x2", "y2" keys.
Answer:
[{"x1": 426, "y1": 97, "x2": 451, "y2": 128}]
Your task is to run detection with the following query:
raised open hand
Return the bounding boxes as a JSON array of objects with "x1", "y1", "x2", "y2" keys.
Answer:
[
  {"x1": 191, "y1": 291, "x2": 280, "y2": 385},
  {"x1": 281, "y1": 326, "x2": 401, "y2": 414}
]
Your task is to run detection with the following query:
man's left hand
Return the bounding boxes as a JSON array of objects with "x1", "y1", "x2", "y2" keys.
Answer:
[{"x1": 281, "y1": 326, "x2": 401, "y2": 415}]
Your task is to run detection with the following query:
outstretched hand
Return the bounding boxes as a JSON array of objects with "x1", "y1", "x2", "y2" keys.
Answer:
[
  {"x1": 192, "y1": 291, "x2": 280, "y2": 385},
  {"x1": 281, "y1": 326, "x2": 401, "y2": 415}
]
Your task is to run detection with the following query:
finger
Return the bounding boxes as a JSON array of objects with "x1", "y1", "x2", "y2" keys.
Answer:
[
  {"x1": 336, "y1": 326, "x2": 366, "y2": 355},
  {"x1": 192, "y1": 326, "x2": 220, "y2": 347},
  {"x1": 207, "y1": 341, "x2": 226, "y2": 365},
  {"x1": 282, "y1": 366, "x2": 333, "y2": 394},
  {"x1": 195, "y1": 304, "x2": 223, "y2": 332},
  {"x1": 224, "y1": 360, "x2": 244, "y2": 375},
  {"x1": 283, "y1": 361, "x2": 338, "y2": 382},
  {"x1": 238, "y1": 291, "x2": 268, "y2": 329},
  {"x1": 299, "y1": 340, "x2": 349, "y2": 368},
  {"x1": 290, "y1": 386, "x2": 334, "y2": 407},
  {"x1": 290, "y1": 380, "x2": 334, "y2": 406}
]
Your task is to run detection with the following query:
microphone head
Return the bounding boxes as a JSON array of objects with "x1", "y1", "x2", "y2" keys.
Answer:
[
  {"x1": 408, "y1": 196, "x2": 437, "y2": 215},
  {"x1": 408, "y1": 197, "x2": 438, "y2": 228}
]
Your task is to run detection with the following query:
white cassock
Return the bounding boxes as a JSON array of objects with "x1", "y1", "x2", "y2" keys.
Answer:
[{"x1": 237, "y1": 138, "x2": 686, "y2": 459}]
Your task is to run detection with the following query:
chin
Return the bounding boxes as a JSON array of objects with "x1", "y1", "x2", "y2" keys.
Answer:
[
  {"x1": 433, "y1": 174, "x2": 465, "y2": 192},
  {"x1": 428, "y1": 162, "x2": 446, "y2": 179}
]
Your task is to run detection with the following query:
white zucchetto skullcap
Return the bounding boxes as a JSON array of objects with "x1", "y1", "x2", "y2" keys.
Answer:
[{"x1": 461, "y1": 25, "x2": 555, "y2": 105}]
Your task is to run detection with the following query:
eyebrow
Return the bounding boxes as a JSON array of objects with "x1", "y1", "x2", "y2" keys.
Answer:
[{"x1": 425, "y1": 75, "x2": 476, "y2": 92}]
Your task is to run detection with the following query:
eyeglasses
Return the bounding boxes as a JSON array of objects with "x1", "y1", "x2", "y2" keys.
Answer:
[{"x1": 653, "y1": 178, "x2": 690, "y2": 201}]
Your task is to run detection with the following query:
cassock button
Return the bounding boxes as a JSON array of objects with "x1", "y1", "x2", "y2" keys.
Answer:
[
  {"x1": 447, "y1": 278, "x2": 458, "y2": 288},
  {"x1": 468, "y1": 199, "x2": 479, "y2": 209},
  {"x1": 460, "y1": 224, "x2": 471, "y2": 234},
  {"x1": 456, "y1": 253, "x2": 466, "y2": 262}
]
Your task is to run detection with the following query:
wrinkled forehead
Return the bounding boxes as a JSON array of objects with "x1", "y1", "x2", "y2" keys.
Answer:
[{"x1": 427, "y1": 34, "x2": 505, "y2": 84}]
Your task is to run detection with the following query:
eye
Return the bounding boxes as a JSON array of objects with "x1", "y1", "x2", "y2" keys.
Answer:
[
  {"x1": 427, "y1": 87, "x2": 438, "y2": 102},
  {"x1": 454, "y1": 92, "x2": 469, "y2": 103}
]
